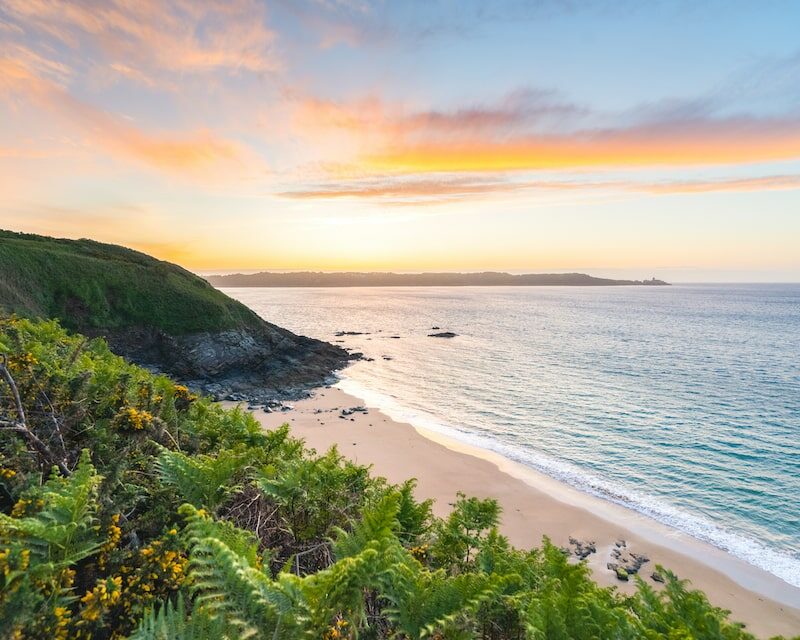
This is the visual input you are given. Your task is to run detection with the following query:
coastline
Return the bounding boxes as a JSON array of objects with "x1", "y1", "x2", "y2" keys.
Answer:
[{"x1": 243, "y1": 385, "x2": 800, "y2": 637}]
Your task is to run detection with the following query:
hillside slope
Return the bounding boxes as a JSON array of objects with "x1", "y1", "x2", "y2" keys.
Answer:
[{"x1": 0, "y1": 230, "x2": 349, "y2": 399}]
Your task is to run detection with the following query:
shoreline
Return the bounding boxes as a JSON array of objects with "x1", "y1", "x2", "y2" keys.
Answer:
[{"x1": 242, "y1": 385, "x2": 800, "y2": 637}]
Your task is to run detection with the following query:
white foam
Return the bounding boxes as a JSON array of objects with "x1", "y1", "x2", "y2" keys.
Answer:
[{"x1": 336, "y1": 375, "x2": 800, "y2": 589}]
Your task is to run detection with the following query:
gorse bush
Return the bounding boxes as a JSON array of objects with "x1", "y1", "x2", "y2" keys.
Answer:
[{"x1": 0, "y1": 316, "x2": 791, "y2": 639}]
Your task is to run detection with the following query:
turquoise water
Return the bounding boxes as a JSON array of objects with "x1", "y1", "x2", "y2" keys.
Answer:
[{"x1": 224, "y1": 284, "x2": 800, "y2": 587}]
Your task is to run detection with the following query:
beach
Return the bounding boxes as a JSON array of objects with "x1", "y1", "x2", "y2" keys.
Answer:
[{"x1": 245, "y1": 386, "x2": 800, "y2": 638}]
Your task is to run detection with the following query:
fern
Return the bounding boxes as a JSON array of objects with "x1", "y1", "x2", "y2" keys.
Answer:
[
  {"x1": 129, "y1": 593, "x2": 228, "y2": 640},
  {"x1": 156, "y1": 446, "x2": 252, "y2": 511},
  {"x1": 0, "y1": 449, "x2": 102, "y2": 572}
]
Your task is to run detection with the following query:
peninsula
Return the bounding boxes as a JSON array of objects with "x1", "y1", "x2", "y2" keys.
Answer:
[{"x1": 206, "y1": 271, "x2": 669, "y2": 287}]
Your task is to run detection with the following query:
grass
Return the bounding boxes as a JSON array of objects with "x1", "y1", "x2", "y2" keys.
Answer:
[{"x1": 0, "y1": 229, "x2": 261, "y2": 335}]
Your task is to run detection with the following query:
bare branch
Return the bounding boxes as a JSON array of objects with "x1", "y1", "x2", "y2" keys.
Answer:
[{"x1": 0, "y1": 354, "x2": 71, "y2": 477}]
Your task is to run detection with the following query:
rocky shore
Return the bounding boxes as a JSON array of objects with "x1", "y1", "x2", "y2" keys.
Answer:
[{"x1": 96, "y1": 323, "x2": 354, "y2": 403}]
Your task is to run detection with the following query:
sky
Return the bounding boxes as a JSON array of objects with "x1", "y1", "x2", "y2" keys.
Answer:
[{"x1": 1, "y1": 0, "x2": 799, "y2": 281}]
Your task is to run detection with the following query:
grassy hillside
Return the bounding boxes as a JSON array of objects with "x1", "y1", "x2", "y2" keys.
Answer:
[
  {"x1": 0, "y1": 317, "x2": 769, "y2": 639},
  {"x1": 0, "y1": 230, "x2": 260, "y2": 335}
]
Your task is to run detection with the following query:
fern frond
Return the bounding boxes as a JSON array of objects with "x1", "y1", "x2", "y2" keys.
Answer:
[
  {"x1": 156, "y1": 446, "x2": 252, "y2": 511},
  {"x1": 128, "y1": 593, "x2": 229, "y2": 640},
  {"x1": 0, "y1": 449, "x2": 102, "y2": 572}
]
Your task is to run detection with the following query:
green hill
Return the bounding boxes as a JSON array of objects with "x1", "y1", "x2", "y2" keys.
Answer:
[
  {"x1": 0, "y1": 229, "x2": 260, "y2": 335},
  {"x1": 0, "y1": 230, "x2": 349, "y2": 399}
]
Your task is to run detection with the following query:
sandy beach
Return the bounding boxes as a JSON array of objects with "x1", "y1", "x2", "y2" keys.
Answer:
[{"x1": 242, "y1": 386, "x2": 800, "y2": 638}]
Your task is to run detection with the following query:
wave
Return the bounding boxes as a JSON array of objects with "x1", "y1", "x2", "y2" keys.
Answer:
[{"x1": 336, "y1": 375, "x2": 800, "y2": 589}]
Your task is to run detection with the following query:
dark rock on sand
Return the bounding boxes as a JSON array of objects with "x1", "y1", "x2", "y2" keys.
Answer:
[
  {"x1": 567, "y1": 538, "x2": 596, "y2": 561},
  {"x1": 428, "y1": 331, "x2": 457, "y2": 338},
  {"x1": 340, "y1": 406, "x2": 368, "y2": 417}
]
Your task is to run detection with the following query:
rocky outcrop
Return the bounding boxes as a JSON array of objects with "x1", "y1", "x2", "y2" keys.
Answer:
[{"x1": 94, "y1": 322, "x2": 352, "y2": 402}]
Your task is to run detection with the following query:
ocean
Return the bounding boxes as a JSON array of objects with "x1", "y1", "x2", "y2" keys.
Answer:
[{"x1": 223, "y1": 284, "x2": 800, "y2": 588}]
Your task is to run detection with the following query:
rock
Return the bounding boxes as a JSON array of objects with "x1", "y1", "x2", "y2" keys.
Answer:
[
  {"x1": 607, "y1": 562, "x2": 618, "y2": 571},
  {"x1": 335, "y1": 331, "x2": 369, "y2": 336},
  {"x1": 263, "y1": 406, "x2": 272, "y2": 413},
  {"x1": 651, "y1": 572, "x2": 665, "y2": 583},
  {"x1": 431, "y1": 326, "x2": 441, "y2": 330},
  {"x1": 340, "y1": 406, "x2": 368, "y2": 416},
  {"x1": 382, "y1": 355, "x2": 393, "y2": 360},
  {"x1": 389, "y1": 335, "x2": 401, "y2": 339},
  {"x1": 428, "y1": 332, "x2": 457, "y2": 338},
  {"x1": 615, "y1": 567, "x2": 629, "y2": 581},
  {"x1": 103, "y1": 323, "x2": 351, "y2": 406}
]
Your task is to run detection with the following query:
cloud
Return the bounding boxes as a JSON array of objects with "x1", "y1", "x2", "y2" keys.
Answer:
[
  {"x1": 275, "y1": 0, "x2": 628, "y2": 50},
  {"x1": 362, "y1": 115, "x2": 800, "y2": 173},
  {"x1": 278, "y1": 173, "x2": 800, "y2": 205},
  {"x1": 0, "y1": 58, "x2": 264, "y2": 178},
  {"x1": 641, "y1": 174, "x2": 800, "y2": 195},
  {"x1": 279, "y1": 176, "x2": 516, "y2": 202},
  {"x1": 293, "y1": 89, "x2": 585, "y2": 140},
  {"x1": 0, "y1": 0, "x2": 280, "y2": 86},
  {"x1": 290, "y1": 89, "x2": 800, "y2": 174}
]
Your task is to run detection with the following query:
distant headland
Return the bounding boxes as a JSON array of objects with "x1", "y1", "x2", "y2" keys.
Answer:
[{"x1": 206, "y1": 271, "x2": 670, "y2": 287}]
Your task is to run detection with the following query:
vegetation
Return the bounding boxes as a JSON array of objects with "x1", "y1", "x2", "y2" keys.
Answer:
[
  {"x1": 0, "y1": 316, "x2": 790, "y2": 639},
  {"x1": 0, "y1": 230, "x2": 261, "y2": 335}
]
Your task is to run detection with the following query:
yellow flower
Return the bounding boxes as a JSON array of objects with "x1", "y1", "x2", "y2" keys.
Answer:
[
  {"x1": 99, "y1": 514, "x2": 122, "y2": 570},
  {"x1": 0, "y1": 468, "x2": 16, "y2": 479},
  {"x1": 11, "y1": 498, "x2": 30, "y2": 517},
  {"x1": 113, "y1": 407, "x2": 154, "y2": 432}
]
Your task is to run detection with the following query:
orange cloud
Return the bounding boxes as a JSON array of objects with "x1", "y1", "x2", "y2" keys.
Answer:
[
  {"x1": 0, "y1": 58, "x2": 262, "y2": 178},
  {"x1": 1, "y1": 0, "x2": 280, "y2": 84},
  {"x1": 278, "y1": 173, "x2": 800, "y2": 204},
  {"x1": 365, "y1": 119, "x2": 800, "y2": 172},
  {"x1": 291, "y1": 94, "x2": 800, "y2": 173}
]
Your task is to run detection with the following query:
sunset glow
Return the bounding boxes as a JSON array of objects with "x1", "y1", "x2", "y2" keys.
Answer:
[{"x1": 1, "y1": 1, "x2": 799, "y2": 279}]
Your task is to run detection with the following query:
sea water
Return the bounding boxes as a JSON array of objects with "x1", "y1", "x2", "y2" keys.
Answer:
[{"x1": 223, "y1": 284, "x2": 800, "y2": 587}]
